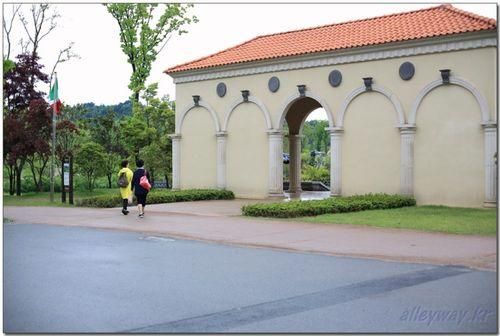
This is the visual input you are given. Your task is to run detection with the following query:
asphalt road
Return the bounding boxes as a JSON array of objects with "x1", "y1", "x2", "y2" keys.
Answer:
[{"x1": 3, "y1": 223, "x2": 497, "y2": 333}]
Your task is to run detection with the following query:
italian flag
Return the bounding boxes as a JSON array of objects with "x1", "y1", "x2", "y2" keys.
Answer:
[{"x1": 49, "y1": 77, "x2": 62, "y2": 115}]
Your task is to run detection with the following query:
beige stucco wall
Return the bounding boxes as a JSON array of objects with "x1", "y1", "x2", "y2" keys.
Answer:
[
  {"x1": 226, "y1": 103, "x2": 269, "y2": 198},
  {"x1": 342, "y1": 92, "x2": 401, "y2": 196},
  {"x1": 179, "y1": 107, "x2": 217, "y2": 189},
  {"x1": 173, "y1": 45, "x2": 496, "y2": 205},
  {"x1": 414, "y1": 86, "x2": 485, "y2": 207}
]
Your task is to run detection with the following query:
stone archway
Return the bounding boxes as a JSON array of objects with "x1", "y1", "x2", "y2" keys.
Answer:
[{"x1": 279, "y1": 95, "x2": 330, "y2": 197}]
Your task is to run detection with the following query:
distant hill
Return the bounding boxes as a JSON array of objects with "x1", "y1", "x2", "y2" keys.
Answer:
[{"x1": 80, "y1": 100, "x2": 132, "y2": 119}]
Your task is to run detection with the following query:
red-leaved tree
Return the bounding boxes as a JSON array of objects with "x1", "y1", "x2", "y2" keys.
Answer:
[
  {"x1": 25, "y1": 99, "x2": 52, "y2": 192},
  {"x1": 3, "y1": 53, "x2": 49, "y2": 195}
]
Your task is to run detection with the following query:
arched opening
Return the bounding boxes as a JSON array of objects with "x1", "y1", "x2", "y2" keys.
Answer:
[{"x1": 282, "y1": 97, "x2": 330, "y2": 200}]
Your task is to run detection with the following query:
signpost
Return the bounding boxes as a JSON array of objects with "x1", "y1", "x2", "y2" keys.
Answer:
[{"x1": 61, "y1": 156, "x2": 74, "y2": 204}]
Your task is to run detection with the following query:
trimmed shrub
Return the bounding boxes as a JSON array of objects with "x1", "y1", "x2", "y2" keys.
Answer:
[
  {"x1": 302, "y1": 165, "x2": 330, "y2": 185},
  {"x1": 242, "y1": 193, "x2": 416, "y2": 218},
  {"x1": 76, "y1": 194, "x2": 123, "y2": 208},
  {"x1": 76, "y1": 189, "x2": 235, "y2": 208}
]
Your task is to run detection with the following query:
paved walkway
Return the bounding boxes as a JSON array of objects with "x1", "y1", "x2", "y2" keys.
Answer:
[{"x1": 4, "y1": 200, "x2": 497, "y2": 270}]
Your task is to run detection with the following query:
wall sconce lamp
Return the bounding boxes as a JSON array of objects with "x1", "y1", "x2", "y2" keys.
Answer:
[
  {"x1": 297, "y1": 84, "x2": 306, "y2": 97},
  {"x1": 363, "y1": 77, "x2": 373, "y2": 91},
  {"x1": 192, "y1": 95, "x2": 200, "y2": 106},
  {"x1": 241, "y1": 90, "x2": 250, "y2": 102},
  {"x1": 440, "y1": 69, "x2": 451, "y2": 84}
]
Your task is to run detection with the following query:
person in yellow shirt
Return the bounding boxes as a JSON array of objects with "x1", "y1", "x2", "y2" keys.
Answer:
[{"x1": 117, "y1": 160, "x2": 134, "y2": 215}]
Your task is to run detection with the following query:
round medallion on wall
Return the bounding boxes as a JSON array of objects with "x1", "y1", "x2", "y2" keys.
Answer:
[
  {"x1": 268, "y1": 76, "x2": 280, "y2": 92},
  {"x1": 328, "y1": 70, "x2": 342, "y2": 87},
  {"x1": 216, "y1": 82, "x2": 227, "y2": 97},
  {"x1": 399, "y1": 62, "x2": 415, "y2": 80}
]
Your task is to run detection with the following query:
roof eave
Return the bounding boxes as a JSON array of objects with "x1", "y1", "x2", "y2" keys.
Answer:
[{"x1": 166, "y1": 30, "x2": 497, "y2": 82}]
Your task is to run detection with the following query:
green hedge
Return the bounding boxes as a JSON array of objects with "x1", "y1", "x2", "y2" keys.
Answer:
[
  {"x1": 76, "y1": 189, "x2": 235, "y2": 208},
  {"x1": 242, "y1": 193, "x2": 416, "y2": 218}
]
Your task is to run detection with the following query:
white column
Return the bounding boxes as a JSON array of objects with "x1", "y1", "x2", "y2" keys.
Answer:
[
  {"x1": 288, "y1": 134, "x2": 302, "y2": 193},
  {"x1": 399, "y1": 125, "x2": 416, "y2": 196},
  {"x1": 327, "y1": 127, "x2": 343, "y2": 196},
  {"x1": 482, "y1": 123, "x2": 497, "y2": 207},
  {"x1": 268, "y1": 130, "x2": 284, "y2": 197},
  {"x1": 169, "y1": 134, "x2": 181, "y2": 190},
  {"x1": 216, "y1": 132, "x2": 227, "y2": 190}
]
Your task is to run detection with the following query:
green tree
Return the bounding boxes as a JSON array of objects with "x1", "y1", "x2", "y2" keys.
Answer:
[
  {"x1": 74, "y1": 141, "x2": 106, "y2": 191},
  {"x1": 119, "y1": 113, "x2": 155, "y2": 160},
  {"x1": 89, "y1": 109, "x2": 127, "y2": 188},
  {"x1": 302, "y1": 165, "x2": 330, "y2": 184},
  {"x1": 138, "y1": 83, "x2": 175, "y2": 185},
  {"x1": 313, "y1": 120, "x2": 329, "y2": 153},
  {"x1": 105, "y1": 3, "x2": 197, "y2": 101},
  {"x1": 3, "y1": 59, "x2": 15, "y2": 75}
]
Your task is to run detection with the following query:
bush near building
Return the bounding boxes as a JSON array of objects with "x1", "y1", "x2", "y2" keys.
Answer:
[
  {"x1": 77, "y1": 189, "x2": 234, "y2": 208},
  {"x1": 242, "y1": 194, "x2": 416, "y2": 218}
]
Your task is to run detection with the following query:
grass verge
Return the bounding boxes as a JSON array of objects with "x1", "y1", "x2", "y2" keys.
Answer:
[
  {"x1": 294, "y1": 205, "x2": 497, "y2": 236},
  {"x1": 4, "y1": 189, "x2": 235, "y2": 208},
  {"x1": 3, "y1": 189, "x2": 117, "y2": 207}
]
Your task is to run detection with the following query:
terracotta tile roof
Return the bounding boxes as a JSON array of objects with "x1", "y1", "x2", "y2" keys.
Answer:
[{"x1": 166, "y1": 4, "x2": 496, "y2": 74}]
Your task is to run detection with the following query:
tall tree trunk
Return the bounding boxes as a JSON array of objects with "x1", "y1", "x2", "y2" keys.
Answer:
[
  {"x1": 28, "y1": 160, "x2": 40, "y2": 192},
  {"x1": 87, "y1": 174, "x2": 92, "y2": 191},
  {"x1": 37, "y1": 157, "x2": 49, "y2": 192},
  {"x1": 107, "y1": 173, "x2": 112, "y2": 189},
  {"x1": 15, "y1": 160, "x2": 25, "y2": 196},
  {"x1": 8, "y1": 164, "x2": 15, "y2": 195},
  {"x1": 27, "y1": 157, "x2": 49, "y2": 192},
  {"x1": 165, "y1": 173, "x2": 170, "y2": 189}
]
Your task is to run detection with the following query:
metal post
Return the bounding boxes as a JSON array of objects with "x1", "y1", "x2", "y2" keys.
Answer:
[
  {"x1": 69, "y1": 155, "x2": 74, "y2": 205},
  {"x1": 61, "y1": 157, "x2": 66, "y2": 203},
  {"x1": 50, "y1": 73, "x2": 57, "y2": 202}
]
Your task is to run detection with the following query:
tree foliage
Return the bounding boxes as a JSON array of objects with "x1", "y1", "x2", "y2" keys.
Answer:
[
  {"x1": 89, "y1": 109, "x2": 126, "y2": 188},
  {"x1": 4, "y1": 53, "x2": 48, "y2": 113},
  {"x1": 56, "y1": 119, "x2": 79, "y2": 159},
  {"x1": 301, "y1": 120, "x2": 329, "y2": 154},
  {"x1": 24, "y1": 99, "x2": 52, "y2": 192},
  {"x1": 136, "y1": 83, "x2": 175, "y2": 184},
  {"x1": 3, "y1": 53, "x2": 50, "y2": 195},
  {"x1": 3, "y1": 59, "x2": 15, "y2": 75},
  {"x1": 81, "y1": 100, "x2": 132, "y2": 119},
  {"x1": 75, "y1": 142, "x2": 106, "y2": 191},
  {"x1": 105, "y1": 3, "x2": 197, "y2": 101}
]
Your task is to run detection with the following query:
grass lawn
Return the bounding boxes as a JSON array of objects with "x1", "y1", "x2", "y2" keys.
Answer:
[
  {"x1": 3, "y1": 189, "x2": 117, "y2": 207},
  {"x1": 294, "y1": 205, "x2": 497, "y2": 236}
]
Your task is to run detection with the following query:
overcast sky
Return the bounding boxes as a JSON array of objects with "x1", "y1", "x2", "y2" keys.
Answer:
[{"x1": 3, "y1": 2, "x2": 497, "y2": 111}]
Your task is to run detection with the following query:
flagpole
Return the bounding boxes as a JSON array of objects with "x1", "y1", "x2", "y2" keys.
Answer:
[{"x1": 50, "y1": 72, "x2": 57, "y2": 202}]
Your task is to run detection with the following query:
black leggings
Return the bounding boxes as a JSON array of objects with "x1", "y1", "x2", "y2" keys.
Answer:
[{"x1": 136, "y1": 193, "x2": 147, "y2": 207}]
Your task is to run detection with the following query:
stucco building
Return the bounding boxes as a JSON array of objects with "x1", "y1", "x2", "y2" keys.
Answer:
[{"x1": 165, "y1": 4, "x2": 497, "y2": 207}]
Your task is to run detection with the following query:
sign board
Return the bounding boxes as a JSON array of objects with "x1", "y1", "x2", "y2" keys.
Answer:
[{"x1": 63, "y1": 162, "x2": 70, "y2": 191}]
